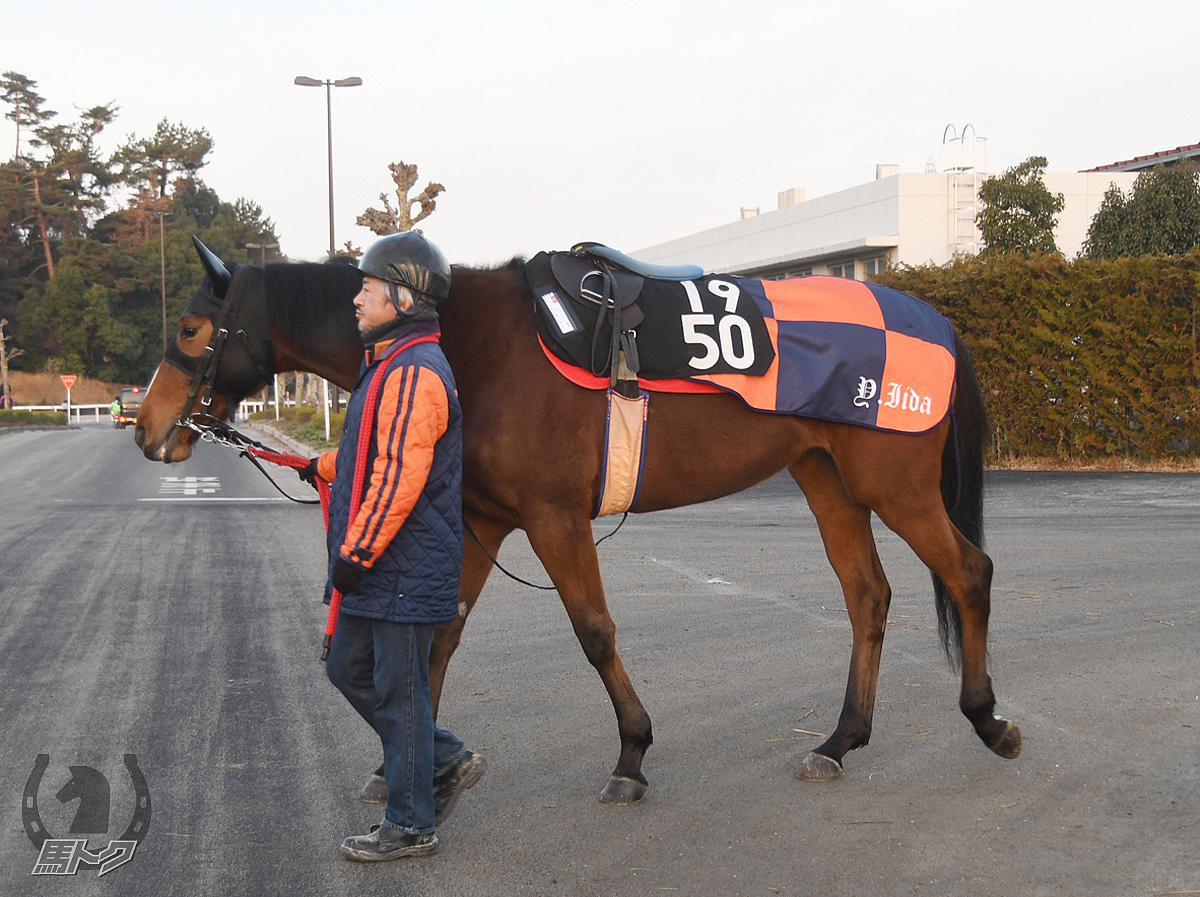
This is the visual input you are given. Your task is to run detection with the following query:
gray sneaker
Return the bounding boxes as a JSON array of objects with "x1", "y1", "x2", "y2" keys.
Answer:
[
  {"x1": 434, "y1": 751, "x2": 487, "y2": 825},
  {"x1": 339, "y1": 824, "x2": 437, "y2": 862}
]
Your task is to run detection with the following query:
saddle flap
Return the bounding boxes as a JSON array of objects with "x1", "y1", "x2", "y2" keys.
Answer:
[{"x1": 550, "y1": 253, "x2": 645, "y2": 313}]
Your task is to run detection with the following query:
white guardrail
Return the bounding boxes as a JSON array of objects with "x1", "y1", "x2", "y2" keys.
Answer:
[{"x1": 12, "y1": 401, "x2": 270, "y2": 424}]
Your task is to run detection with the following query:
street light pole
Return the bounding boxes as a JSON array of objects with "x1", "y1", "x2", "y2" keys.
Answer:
[
  {"x1": 245, "y1": 241, "x2": 279, "y2": 266},
  {"x1": 295, "y1": 75, "x2": 360, "y2": 441},
  {"x1": 293, "y1": 75, "x2": 362, "y2": 257}
]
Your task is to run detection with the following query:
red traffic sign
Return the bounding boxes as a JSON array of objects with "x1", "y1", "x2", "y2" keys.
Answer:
[{"x1": 60, "y1": 375, "x2": 77, "y2": 390}]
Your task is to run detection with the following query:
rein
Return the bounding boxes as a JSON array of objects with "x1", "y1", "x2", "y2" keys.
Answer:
[
  {"x1": 191, "y1": 408, "x2": 633, "y2": 599},
  {"x1": 463, "y1": 512, "x2": 629, "y2": 592}
]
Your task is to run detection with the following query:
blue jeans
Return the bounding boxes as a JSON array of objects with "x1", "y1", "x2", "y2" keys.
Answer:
[{"x1": 325, "y1": 614, "x2": 466, "y2": 834}]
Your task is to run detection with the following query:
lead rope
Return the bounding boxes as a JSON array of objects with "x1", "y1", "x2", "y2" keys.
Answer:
[
  {"x1": 244, "y1": 447, "x2": 331, "y2": 517},
  {"x1": 177, "y1": 414, "x2": 322, "y2": 505},
  {"x1": 187, "y1": 413, "x2": 633, "y2": 636}
]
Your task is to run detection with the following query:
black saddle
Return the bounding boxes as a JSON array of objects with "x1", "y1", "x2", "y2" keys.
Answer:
[
  {"x1": 546, "y1": 243, "x2": 708, "y2": 333},
  {"x1": 549, "y1": 252, "x2": 645, "y2": 332},
  {"x1": 525, "y1": 244, "x2": 774, "y2": 393},
  {"x1": 570, "y1": 242, "x2": 704, "y2": 282}
]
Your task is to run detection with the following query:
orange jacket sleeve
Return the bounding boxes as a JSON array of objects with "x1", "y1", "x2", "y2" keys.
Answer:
[
  {"x1": 339, "y1": 364, "x2": 450, "y2": 570},
  {"x1": 316, "y1": 449, "x2": 337, "y2": 483}
]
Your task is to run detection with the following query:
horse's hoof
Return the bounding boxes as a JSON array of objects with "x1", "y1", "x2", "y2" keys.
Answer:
[
  {"x1": 599, "y1": 775, "x2": 647, "y2": 804},
  {"x1": 989, "y1": 721, "x2": 1023, "y2": 759},
  {"x1": 798, "y1": 751, "x2": 844, "y2": 781}
]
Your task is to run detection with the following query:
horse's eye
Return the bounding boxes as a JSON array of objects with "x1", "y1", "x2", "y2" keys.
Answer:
[{"x1": 181, "y1": 325, "x2": 199, "y2": 339}]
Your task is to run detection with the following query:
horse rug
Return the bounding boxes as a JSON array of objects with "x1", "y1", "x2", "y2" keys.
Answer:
[{"x1": 528, "y1": 254, "x2": 958, "y2": 436}]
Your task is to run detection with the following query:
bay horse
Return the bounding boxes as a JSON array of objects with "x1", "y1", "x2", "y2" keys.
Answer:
[{"x1": 134, "y1": 240, "x2": 1021, "y2": 804}]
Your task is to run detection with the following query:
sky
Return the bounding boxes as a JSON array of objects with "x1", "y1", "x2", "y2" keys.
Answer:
[{"x1": 5, "y1": 0, "x2": 1198, "y2": 267}]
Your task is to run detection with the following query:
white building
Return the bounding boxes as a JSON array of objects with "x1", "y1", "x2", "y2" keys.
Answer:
[{"x1": 632, "y1": 150, "x2": 1144, "y2": 280}]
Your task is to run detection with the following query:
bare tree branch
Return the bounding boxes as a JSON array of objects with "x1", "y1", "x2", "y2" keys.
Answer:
[{"x1": 357, "y1": 162, "x2": 445, "y2": 235}]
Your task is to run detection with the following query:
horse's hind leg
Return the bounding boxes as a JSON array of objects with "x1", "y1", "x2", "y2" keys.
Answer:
[
  {"x1": 523, "y1": 505, "x2": 653, "y2": 805},
  {"x1": 872, "y1": 490, "x2": 1022, "y2": 761},
  {"x1": 430, "y1": 512, "x2": 513, "y2": 716},
  {"x1": 791, "y1": 452, "x2": 893, "y2": 780}
]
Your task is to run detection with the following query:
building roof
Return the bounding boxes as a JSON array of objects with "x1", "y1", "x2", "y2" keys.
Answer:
[{"x1": 1084, "y1": 143, "x2": 1200, "y2": 172}]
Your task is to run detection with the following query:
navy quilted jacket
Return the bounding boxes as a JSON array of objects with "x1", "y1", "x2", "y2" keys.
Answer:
[{"x1": 319, "y1": 322, "x2": 463, "y2": 624}]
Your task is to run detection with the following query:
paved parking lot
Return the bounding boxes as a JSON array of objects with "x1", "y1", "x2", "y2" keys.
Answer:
[{"x1": 1, "y1": 426, "x2": 1197, "y2": 895}]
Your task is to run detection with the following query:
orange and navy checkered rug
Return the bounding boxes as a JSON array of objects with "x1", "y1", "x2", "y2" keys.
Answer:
[{"x1": 535, "y1": 272, "x2": 957, "y2": 435}]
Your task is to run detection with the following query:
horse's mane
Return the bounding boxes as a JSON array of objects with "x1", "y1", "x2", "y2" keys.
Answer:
[
  {"x1": 451, "y1": 258, "x2": 525, "y2": 276},
  {"x1": 261, "y1": 261, "x2": 362, "y2": 357},
  {"x1": 256, "y1": 257, "x2": 528, "y2": 363}
]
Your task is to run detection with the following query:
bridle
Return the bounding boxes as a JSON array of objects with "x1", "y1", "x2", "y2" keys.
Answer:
[
  {"x1": 161, "y1": 243, "x2": 318, "y2": 503},
  {"x1": 163, "y1": 256, "x2": 276, "y2": 442}
]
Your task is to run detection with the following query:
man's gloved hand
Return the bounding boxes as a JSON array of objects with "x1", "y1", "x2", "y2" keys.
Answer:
[
  {"x1": 297, "y1": 458, "x2": 321, "y2": 489},
  {"x1": 332, "y1": 557, "x2": 365, "y2": 595}
]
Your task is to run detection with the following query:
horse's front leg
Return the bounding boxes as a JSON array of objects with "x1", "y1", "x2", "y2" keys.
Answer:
[
  {"x1": 523, "y1": 505, "x2": 654, "y2": 804},
  {"x1": 791, "y1": 453, "x2": 892, "y2": 780},
  {"x1": 430, "y1": 511, "x2": 513, "y2": 717}
]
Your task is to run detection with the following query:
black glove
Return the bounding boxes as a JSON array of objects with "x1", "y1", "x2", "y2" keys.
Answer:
[
  {"x1": 297, "y1": 458, "x2": 321, "y2": 489},
  {"x1": 332, "y1": 557, "x2": 365, "y2": 595}
]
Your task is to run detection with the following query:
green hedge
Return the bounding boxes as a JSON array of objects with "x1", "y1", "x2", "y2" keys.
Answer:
[
  {"x1": 0, "y1": 409, "x2": 68, "y2": 428},
  {"x1": 876, "y1": 250, "x2": 1200, "y2": 460}
]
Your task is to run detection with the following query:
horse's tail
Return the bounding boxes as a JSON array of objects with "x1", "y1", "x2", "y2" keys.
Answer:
[{"x1": 932, "y1": 330, "x2": 989, "y2": 668}]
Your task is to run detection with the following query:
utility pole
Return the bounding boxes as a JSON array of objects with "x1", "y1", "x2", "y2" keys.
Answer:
[{"x1": 159, "y1": 212, "x2": 167, "y2": 352}]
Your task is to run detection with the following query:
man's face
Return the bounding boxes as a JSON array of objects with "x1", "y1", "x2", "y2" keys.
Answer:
[{"x1": 353, "y1": 276, "x2": 398, "y2": 333}]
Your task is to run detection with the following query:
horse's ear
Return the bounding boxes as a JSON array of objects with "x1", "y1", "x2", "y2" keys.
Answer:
[{"x1": 192, "y1": 236, "x2": 233, "y2": 299}]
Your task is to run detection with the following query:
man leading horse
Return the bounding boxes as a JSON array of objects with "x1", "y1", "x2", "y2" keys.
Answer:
[{"x1": 300, "y1": 232, "x2": 486, "y2": 862}]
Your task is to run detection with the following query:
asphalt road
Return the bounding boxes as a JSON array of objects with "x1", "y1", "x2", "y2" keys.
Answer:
[{"x1": 0, "y1": 424, "x2": 1197, "y2": 896}]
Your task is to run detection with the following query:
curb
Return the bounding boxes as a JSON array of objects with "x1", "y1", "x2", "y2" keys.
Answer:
[
  {"x1": 238, "y1": 421, "x2": 318, "y2": 457},
  {"x1": 0, "y1": 425, "x2": 81, "y2": 437}
]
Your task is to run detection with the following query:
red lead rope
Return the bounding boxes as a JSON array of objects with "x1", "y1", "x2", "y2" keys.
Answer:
[
  {"x1": 321, "y1": 350, "x2": 390, "y2": 660},
  {"x1": 249, "y1": 332, "x2": 441, "y2": 661},
  {"x1": 244, "y1": 448, "x2": 332, "y2": 526},
  {"x1": 244, "y1": 445, "x2": 335, "y2": 659}
]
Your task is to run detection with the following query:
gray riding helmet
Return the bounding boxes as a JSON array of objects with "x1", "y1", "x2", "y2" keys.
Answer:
[{"x1": 355, "y1": 232, "x2": 451, "y2": 311}]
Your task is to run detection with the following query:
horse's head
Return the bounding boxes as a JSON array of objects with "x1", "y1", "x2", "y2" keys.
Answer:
[
  {"x1": 55, "y1": 765, "x2": 109, "y2": 806},
  {"x1": 135, "y1": 238, "x2": 274, "y2": 462}
]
